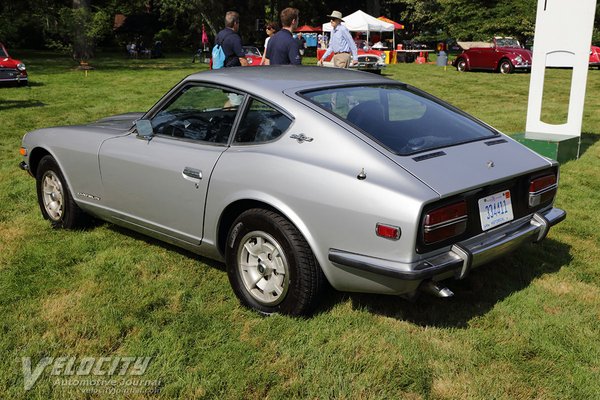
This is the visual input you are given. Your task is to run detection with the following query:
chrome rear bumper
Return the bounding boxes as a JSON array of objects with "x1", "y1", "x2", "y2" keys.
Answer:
[{"x1": 329, "y1": 207, "x2": 566, "y2": 281}]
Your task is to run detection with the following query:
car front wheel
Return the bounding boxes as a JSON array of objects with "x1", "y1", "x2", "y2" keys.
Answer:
[
  {"x1": 225, "y1": 208, "x2": 325, "y2": 316},
  {"x1": 456, "y1": 59, "x2": 467, "y2": 72},
  {"x1": 36, "y1": 155, "x2": 88, "y2": 229},
  {"x1": 499, "y1": 59, "x2": 514, "y2": 74}
]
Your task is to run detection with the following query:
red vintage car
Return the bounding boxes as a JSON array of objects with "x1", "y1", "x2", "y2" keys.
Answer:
[
  {"x1": 453, "y1": 37, "x2": 532, "y2": 74},
  {"x1": 243, "y1": 46, "x2": 263, "y2": 66},
  {"x1": 316, "y1": 47, "x2": 387, "y2": 74},
  {"x1": 0, "y1": 42, "x2": 28, "y2": 85},
  {"x1": 590, "y1": 46, "x2": 600, "y2": 69}
]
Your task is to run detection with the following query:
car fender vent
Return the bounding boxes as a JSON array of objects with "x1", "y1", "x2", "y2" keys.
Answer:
[
  {"x1": 413, "y1": 151, "x2": 446, "y2": 162},
  {"x1": 485, "y1": 139, "x2": 508, "y2": 146}
]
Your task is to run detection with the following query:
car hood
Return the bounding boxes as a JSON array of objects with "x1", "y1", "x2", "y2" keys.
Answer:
[
  {"x1": 0, "y1": 57, "x2": 21, "y2": 68},
  {"x1": 388, "y1": 136, "x2": 552, "y2": 197},
  {"x1": 499, "y1": 47, "x2": 532, "y2": 60},
  {"x1": 87, "y1": 112, "x2": 145, "y2": 130}
]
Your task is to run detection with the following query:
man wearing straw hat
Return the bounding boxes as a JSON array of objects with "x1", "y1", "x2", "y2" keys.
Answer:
[{"x1": 318, "y1": 10, "x2": 358, "y2": 68}]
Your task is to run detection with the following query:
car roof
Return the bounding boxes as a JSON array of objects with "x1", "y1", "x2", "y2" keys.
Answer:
[{"x1": 184, "y1": 66, "x2": 395, "y2": 96}]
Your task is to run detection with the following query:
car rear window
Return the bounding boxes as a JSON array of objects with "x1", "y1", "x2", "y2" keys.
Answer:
[{"x1": 301, "y1": 85, "x2": 498, "y2": 155}]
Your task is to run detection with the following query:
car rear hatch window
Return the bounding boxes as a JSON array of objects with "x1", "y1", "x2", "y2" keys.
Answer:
[{"x1": 300, "y1": 84, "x2": 499, "y2": 155}]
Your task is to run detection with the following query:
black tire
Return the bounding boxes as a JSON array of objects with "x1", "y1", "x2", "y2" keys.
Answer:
[
  {"x1": 225, "y1": 208, "x2": 325, "y2": 316},
  {"x1": 36, "y1": 155, "x2": 88, "y2": 229},
  {"x1": 456, "y1": 58, "x2": 467, "y2": 72},
  {"x1": 499, "y1": 59, "x2": 514, "y2": 74}
]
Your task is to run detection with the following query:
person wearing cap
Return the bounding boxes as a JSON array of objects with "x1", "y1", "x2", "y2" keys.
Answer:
[{"x1": 318, "y1": 10, "x2": 358, "y2": 68}]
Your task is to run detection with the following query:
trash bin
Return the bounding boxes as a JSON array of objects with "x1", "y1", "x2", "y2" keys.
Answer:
[{"x1": 436, "y1": 50, "x2": 448, "y2": 66}]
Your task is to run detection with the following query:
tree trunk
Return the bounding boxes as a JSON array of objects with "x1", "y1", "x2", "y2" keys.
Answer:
[{"x1": 72, "y1": 0, "x2": 93, "y2": 60}]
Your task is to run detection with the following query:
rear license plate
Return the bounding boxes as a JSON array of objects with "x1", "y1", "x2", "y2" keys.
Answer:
[{"x1": 478, "y1": 190, "x2": 514, "y2": 231}]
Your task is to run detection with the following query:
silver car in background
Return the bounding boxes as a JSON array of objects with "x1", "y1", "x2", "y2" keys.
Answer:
[{"x1": 19, "y1": 66, "x2": 565, "y2": 315}]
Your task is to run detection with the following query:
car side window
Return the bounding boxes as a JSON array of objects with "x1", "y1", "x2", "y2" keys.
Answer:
[
  {"x1": 151, "y1": 85, "x2": 244, "y2": 144},
  {"x1": 233, "y1": 98, "x2": 292, "y2": 144}
]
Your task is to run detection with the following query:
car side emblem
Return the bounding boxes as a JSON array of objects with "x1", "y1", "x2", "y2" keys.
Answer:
[
  {"x1": 290, "y1": 133, "x2": 313, "y2": 144},
  {"x1": 487, "y1": 161, "x2": 495, "y2": 168}
]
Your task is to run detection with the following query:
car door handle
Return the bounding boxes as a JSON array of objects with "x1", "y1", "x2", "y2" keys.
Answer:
[{"x1": 182, "y1": 167, "x2": 202, "y2": 182}]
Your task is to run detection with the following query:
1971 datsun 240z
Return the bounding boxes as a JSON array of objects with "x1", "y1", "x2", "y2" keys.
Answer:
[
  {"x1": 19, "y1": 67, "x2": 565, "y2": 315},
  {"x1": 454, "y1": 37, "x2": 532, "y2": 74}
]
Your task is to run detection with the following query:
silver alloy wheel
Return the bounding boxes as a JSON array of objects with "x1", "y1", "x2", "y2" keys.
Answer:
[
  {"x1": 457, "y1": 60, "x2": 466, "y2": 72},
  {"x1": 237, "y1": 230, "x2": 290, "y2": 305},
  {"x1": 41, "y1": 170, "x2": 64, "y2": 221}
]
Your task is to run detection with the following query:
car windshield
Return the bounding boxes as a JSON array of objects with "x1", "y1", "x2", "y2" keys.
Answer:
[
  {"x1": 0, "y1": 47, "x2": 7, "y2": 58},
  {"x1": 301, "y1": 85, "x2": 498, "y2": 155},
  {"x1": 244, "y1": 47, "x2": 261, "y2": 56},
  {"x1": 495, "y1": 38, "x2": 521, "y2": 48}
]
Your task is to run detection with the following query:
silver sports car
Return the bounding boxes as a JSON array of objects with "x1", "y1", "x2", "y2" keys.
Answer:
[{"x1": 19, "y1": 66, "x2": 565, "y2": 315}]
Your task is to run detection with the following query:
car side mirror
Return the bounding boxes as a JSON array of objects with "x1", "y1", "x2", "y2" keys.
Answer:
[{"x1": 135, "y1": 119, "x2": 154, "y2": 139}]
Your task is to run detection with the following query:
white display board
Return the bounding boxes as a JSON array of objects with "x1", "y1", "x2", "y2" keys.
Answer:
[{"x1": 525, "y1": 0, "x2": 597, "y2": 139}]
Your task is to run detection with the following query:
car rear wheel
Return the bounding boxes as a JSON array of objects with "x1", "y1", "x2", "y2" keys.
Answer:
[
  {"x1": 499, "y1": 59, "x2": 514, "y2": 74},
  {"x1": 225, "y1": 208, "x2": 325, "y2": 316},
  {"x1": 456, "y1": 59, "x2": 467, "y2": 72},
  {"x1": 36, "y1": 155, "x2": 88, "y2": 229}
]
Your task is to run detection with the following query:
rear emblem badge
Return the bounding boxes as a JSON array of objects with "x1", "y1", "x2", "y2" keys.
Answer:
[{"x1": 487, "y1": 161, "x2": 495, "y2": 168}]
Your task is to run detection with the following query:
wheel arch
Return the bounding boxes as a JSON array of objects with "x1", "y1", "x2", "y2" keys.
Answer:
[
  {"x1": 28, "y1": 147, "x2": 81, "y2": 206},
  {"x1": 217, "y1": 199, "x2": 278, "y2": 257},
  {"x1": 216, "y1": 198, "x2": 330, "y2": 283},
  {"x1": 456, "y1": 56, "x2": 470, "y2": 71},
  {"x1": 497, "y1": 57, "x2": 513, "y2": 73},
  {"x1": 28, "y1": 147, "x2": 53, "y2": 177}
]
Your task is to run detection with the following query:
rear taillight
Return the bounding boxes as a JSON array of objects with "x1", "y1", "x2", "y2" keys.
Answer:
[
  {"x1": 423, "y1": 201, "x2": 468, "y2": 244},
  {"x1": 529, "y1": 174, "x2": 557, "y2": 207}
]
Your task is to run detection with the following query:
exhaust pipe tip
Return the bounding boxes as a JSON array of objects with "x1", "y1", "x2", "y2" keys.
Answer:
[{"x1": 420, "y1": 280, "x2": 454, "y2": 298}]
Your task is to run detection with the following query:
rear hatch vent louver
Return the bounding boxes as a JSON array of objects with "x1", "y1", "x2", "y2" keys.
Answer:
[
  {"x1": 485, "y1": 139, "x2": 508, "y2": 146},
  {"x1": 412, "y1": 151, "x2": 446, "y2": 162}
]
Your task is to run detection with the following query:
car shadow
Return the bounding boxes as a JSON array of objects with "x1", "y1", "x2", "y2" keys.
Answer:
[
  {"x1": 105, "y1": 223, "x2": 226, "y2": 272},
  {"x1": 102, "y1": 222, "x2": 570, "y2": 325},
  {"x1": 0, "y1": 99, "x2": 46, "y2": 111},
  {"x1": 317, "y1": 238, "x2": 571, "y2": 327}
]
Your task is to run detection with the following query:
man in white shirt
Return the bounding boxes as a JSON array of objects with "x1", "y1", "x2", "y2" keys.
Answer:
[{"x1": 318, "y1": 11, "x2": 358, "y2": 68}]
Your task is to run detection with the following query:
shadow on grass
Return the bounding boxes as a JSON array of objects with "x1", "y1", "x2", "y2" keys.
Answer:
[
  {"x1": 89, "y1": 65, "x2": 203, "y2": 73},
  {"x1": 578, "y1": 132, "x2": 600, "y2": 159},
  {"x1": 106, "y1": 223, "x2": 226, "y2": 272},
  {"x1": 102, "y1": 221, "x2": 570, "y2": 326},
  {"x1": 318, "y1": 238, "x2": 571, "y2": 327},
  {"x1": 25, "y1": 81, "x2": 45, "y2": 87},
  {"x1": 0, "y1": 99, "x2": 46, "y2": 111}
]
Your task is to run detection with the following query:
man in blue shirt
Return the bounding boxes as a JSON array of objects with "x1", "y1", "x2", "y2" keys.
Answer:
[
  {"x1": 318, "y1": 11, "x2": 358, "y2": 68},
  {"x1": 215, "y1": 11, "x2": 248, "y2": 68},
  {"x1": 265, "y1": 8, "x2": 301, "y2": 65}
]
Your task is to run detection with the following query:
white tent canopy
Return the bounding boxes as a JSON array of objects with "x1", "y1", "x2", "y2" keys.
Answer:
[{"x1": 321, "y1": 10, "x2": 394, "y2": 33}]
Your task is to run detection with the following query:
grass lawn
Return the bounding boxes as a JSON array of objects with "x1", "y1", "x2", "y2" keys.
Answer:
[{"x1": 1, "y1": 51, "x2": 599, "y2": 399}]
